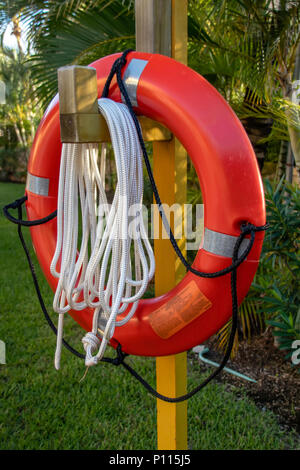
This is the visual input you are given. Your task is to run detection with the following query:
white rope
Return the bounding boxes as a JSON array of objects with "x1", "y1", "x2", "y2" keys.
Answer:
[{"x1": 51, "y1": 98, "x2": 155, "y2": 369}]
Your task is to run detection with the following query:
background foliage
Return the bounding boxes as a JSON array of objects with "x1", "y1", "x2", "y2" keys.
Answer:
[
  {"x1": 0, "y1": 46, "x2": 41, "y2": 181},
  {"x1": 254, "y1": 179, "x2": 300, "y2": 368}
]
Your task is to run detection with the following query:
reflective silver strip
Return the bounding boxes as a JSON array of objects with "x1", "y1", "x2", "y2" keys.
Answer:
[
  {"x1": 203, "y1": 228, "x2": 250, "y2": 258},
  {"x1": 26, "y1": 173, "x2": 49, "y2": 196},
  {"x1": 122, "y1": 59, "x2": 149, "y2": 107}
]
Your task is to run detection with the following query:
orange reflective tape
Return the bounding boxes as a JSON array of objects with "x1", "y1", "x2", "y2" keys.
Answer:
[{"x1": 149, "y1": 281, "x2": 212, "y2": 339}]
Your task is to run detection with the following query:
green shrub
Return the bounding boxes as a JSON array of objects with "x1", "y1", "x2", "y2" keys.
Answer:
[
  {"x1": 0, "y1": 146, "x2": 28, "y2": 182},
  {"x1": 253, "y1": 178, "x2": 300, "y2": 369}
]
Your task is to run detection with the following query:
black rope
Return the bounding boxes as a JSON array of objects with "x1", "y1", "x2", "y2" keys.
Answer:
[
  {"x1": 3, "y1": 195, "x2": 57, "y2": 226},
  {"x1": 2, "y1": 50, "x2": 268, "y2": 402}
]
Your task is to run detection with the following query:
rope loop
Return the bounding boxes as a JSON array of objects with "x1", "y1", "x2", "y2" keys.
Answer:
[
  {"x1": 3, "y1": 194, "x2": 57, "y2": 226},
  {"x1": 241, "y1": 222, "x2": 269, "y2": 235}
]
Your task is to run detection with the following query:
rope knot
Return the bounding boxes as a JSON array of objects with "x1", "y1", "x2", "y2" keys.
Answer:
[
  {"x1": 240, "y1": 222, "x2": 256, "y2": 235},
  {"x1": 82, "y1": 332, "x2": 101, "y2": 367},
  {"x1": 240, "y1": 222, "x2": 269, "y2": 235},
  {"x1": 111, "y1": 344, "x2": 126, "y2": 366},
  {"x1": 82, "y1": 332, "x2": 100, "y2": 351}
]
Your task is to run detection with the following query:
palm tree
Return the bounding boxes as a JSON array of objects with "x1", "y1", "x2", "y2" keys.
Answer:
[
  {"x1": 0, "y1": 46, "x2": 41, "y2": 180},
  {"x1": 11, "y1": 14, "x2": 22, "y2": 52},
  {"x1": 0, "y1": 46, "x2": 39, "y2": 146},
  {"x1": 0, "y1": 1, "x2": 136, "y2": 107}
]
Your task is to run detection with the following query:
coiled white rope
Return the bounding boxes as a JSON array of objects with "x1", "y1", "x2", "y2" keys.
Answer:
[{"x1": 51, "y1": 98, "x2": 155, "y2": 369}]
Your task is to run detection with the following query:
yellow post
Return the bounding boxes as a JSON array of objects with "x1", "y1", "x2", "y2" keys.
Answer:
[
  {"x1": 135, "y1": 0, "x2": 188, "y2": 450},
  {"x1": 154, "y1": 1, "x2": 188, "y2": 450}
]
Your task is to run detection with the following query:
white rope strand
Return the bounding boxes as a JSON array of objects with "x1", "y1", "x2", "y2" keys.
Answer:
[{"x1": 51, "y1": 98, "x2": 155, "y2": 369}]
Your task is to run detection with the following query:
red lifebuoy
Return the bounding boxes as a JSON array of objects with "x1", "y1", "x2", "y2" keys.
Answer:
[{"x1": 26, "y1": 52, "x2": 266, "y2": 356}]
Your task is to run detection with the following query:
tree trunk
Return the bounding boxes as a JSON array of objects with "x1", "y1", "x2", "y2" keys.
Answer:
[
  {"x1": 282, "y1": 43, "x2": 300, "y2": 177},
  {"x1": 240, "y1": 115, "x2": 273, "y2": 171},
  {"x1": 276, "y1": 140, "x2": 288, "y2": 181},
  {"x1": 285, "y1": 144, "x2": 294, "y2": 183},
  {"x1": 13, "y1": 123, "x2": 23, "y2": 146}
]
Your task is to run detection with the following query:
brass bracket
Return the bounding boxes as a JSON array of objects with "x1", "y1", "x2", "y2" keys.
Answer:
[{"x1": 57, "y1": 65, "x2": 171, "y2": 143}]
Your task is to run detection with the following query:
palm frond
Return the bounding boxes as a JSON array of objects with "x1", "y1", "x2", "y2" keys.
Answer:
[
  {"x1": 25, "y1": 2, "x2": 135, "y2": 107},
  {"x1": 215, "y1": 294, "x2": 265, "y2": 358}
]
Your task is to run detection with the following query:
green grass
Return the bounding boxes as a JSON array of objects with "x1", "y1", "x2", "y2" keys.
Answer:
[{"x1": 0, "y1": 182, "x2": 299, "y2": 450}]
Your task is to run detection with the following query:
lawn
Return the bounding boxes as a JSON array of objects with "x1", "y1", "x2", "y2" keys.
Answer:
[{"x1": 0, "y1": 182, "x2": 299, "y2": 450}]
